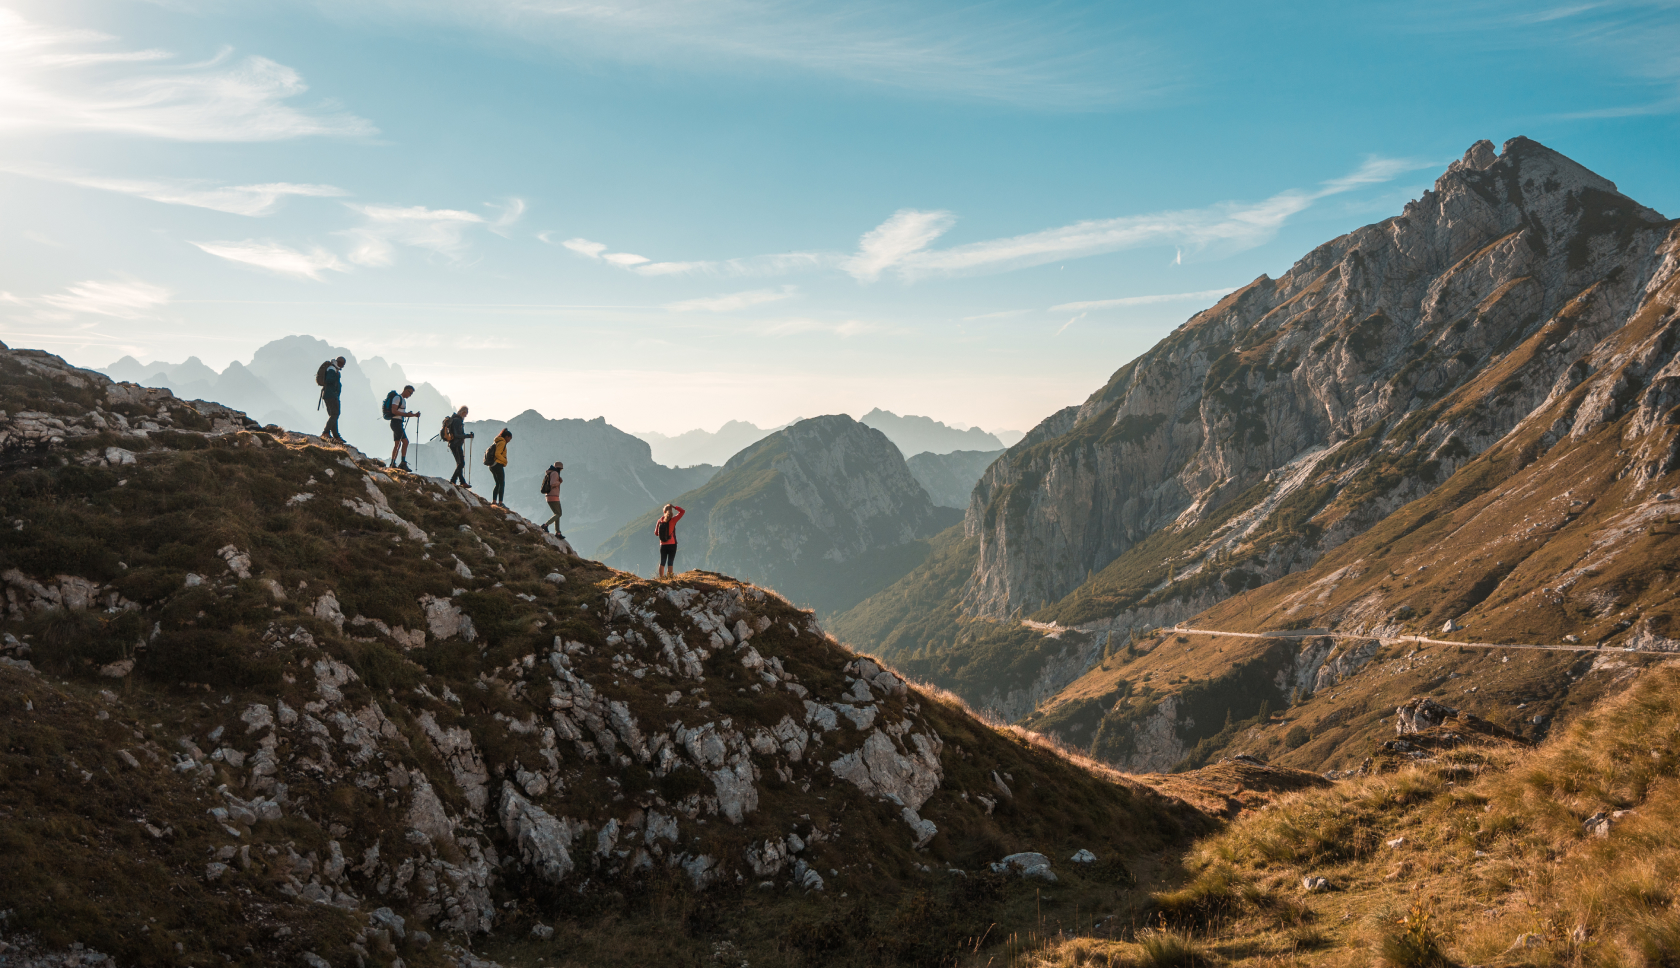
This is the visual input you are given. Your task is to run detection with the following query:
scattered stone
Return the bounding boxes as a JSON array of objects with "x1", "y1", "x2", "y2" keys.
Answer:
[
  {"x1": 1301, "y1": 876, "x2": 1329, "y2": 892},
  {"x1": 1069, "y1": 849, "x2": 1097, "y2": 864},
  {"x1": 529, "y1": 924, "x2": 554, "y2": 941}
]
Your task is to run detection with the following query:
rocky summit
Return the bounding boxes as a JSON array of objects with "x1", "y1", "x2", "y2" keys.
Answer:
[
  {"x1": 0, "y1": 344, "x2": 1211, "y2": 967},
  {"x1": 837, "y1": 136, "x2": 1680, "y2": 730}
]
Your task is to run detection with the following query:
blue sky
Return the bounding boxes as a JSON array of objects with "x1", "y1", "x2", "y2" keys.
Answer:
[{"x1": 3, "y1": 0, "x2": 1677, "y2": 435}]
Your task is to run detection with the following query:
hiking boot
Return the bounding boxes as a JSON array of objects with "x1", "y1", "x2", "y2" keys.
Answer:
[{"x1": 397, "y1": 461, "x2": 411, "y2": 471}]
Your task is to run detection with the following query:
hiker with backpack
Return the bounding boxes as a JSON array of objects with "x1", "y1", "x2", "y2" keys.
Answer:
[
  {"x1": 484, "y1": 428, "x2": 511, "y2": 507},
  {"x1": 655, "y1": 503, "x2": 684, "y2": 579},
  {"x1": 316, "y1": 356, "x2": 346, "y2": 443},
  {"x1": 383, "y1": 385, "x2": 421, "y2": 471},
  {"x1": 538, "y1": 461, "x2": 564, "y2": 536},
  {"x1": 442, "y1": 406, "x2": 474, "y2": 487}
]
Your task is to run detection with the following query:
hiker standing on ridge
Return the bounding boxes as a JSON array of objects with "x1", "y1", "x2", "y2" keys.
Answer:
[
  {"x1": 443, "y1": 405, "x2": 473, "y2": 487},
  {"x1": 384, "y1": 385, "x2": 420, "y2": 471},
  {"x1": 655, "y1": 503, "x2": 684, "y2": 580},
  {"x1": 540, "y1": 461, "x2": 564, "y2": 536},
  {"x1": 485, "y1": 428, "x2": 511, "y2": 507},
  {"x1": 317, "y1": 356, "x2": 346, "y2": 443}
]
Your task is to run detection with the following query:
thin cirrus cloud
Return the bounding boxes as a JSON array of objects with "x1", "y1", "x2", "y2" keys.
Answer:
[
  {"x1": 35, "y1": 279, "x2": 171, "y2": 319},
  {"x1": 664, "y1": 286, "x2": 797, "y2": 313},
  {"x1": 319, "y1": 0, "x2": 1160, "y2": 110},
  {"x1": 0, "y1": 8, "x2": 373, "y2": 141},
  {"x1": 559, "y1": 155, "x2": 1428, "y2": 289},
  {"x1": 4, "y1": 166, "x2": 347, "y2": 216},
  {"x1": 559, "y1": 236, "x2": 832, "y2": 278},
  {"x1": 341, "y1": 204, "x2": 486, "y2": 267},
  {"x1": 190, "y1": 240, "x2": 348, "y2": 280},
  {"x1": 848, "y1": 155, "x2": 1436, "y2": 281},
  {"x1": 761, "y1": 318, "x2": 882, "y2": 338}
]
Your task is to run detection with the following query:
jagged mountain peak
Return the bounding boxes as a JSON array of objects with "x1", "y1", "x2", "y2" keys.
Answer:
[{"x1": 839, "y1": 139, "x2": 1679, "y2": 732}]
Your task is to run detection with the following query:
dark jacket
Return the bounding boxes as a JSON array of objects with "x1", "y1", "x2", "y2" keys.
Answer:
[
  {"x1": 322, "y1": 365, "x2": 342, "y2": 400},
  {"x1": 447, "y1": 413, "x2": 466, "y2": 445}
]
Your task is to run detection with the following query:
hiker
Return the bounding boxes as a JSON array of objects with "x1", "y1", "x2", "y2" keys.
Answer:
[
  {"x1": 443, "y1": 405, "x2": 473, "y2": 487},
  {"x1": 540, "y1": 461, "x2": 564, "y2": 536},
  {"x1": 655, "y1": 503, "x2": 684, "y2": 579},
  {"x1": 484, "y1": 428, "x2": 511, "y2": 507},
  {"x1": 316, "y1": 356, "x2": 346, "y2": 443},
  {"x1": 383, "y1": 385, "x2": 420, "y2": 471}
]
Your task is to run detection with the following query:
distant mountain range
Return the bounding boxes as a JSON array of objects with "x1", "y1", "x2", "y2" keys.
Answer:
[
  {"x1": 906, "y1": 449, "x2": 1005, "y2": 508},
  {"x1": 634, "y1": 420, "x2": 783, "y2": 467},
  {"x1": 599, "y1": 414, "x2": 961, "y2": 615},
  {"x1": 103, "y1": 336, "x2": 454, "y2": 460},
  {"x1": 634, "y1": 411, "x2": 1020, "y2": 467},
  {"x1": 410, "y1": 412, "x2": 717, "y2": 557},
  {"x1": 858, "y1": 409, "x2": 1006, "y2": 455}
]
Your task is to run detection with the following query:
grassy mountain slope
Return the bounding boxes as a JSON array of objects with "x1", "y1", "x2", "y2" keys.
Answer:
[
  {"x1": 0, "y1": 344, "x2": 1201, "y2": 968},
  {"x1": 1026, "y1": 661, "x2": 1680, "y2": 967},
  {"x1": 1023, "y1": 220, "x2": 1680, "y2": 773}
]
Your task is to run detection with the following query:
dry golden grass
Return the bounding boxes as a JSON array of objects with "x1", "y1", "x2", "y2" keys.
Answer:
[{"x1": 1015, "y1": 662, "x2": 1680, "y2": 967}]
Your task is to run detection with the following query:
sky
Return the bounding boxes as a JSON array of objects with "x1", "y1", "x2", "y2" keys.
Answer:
[{"x1": 2, "y1": 1, "x2": 1677, "y2": 435}]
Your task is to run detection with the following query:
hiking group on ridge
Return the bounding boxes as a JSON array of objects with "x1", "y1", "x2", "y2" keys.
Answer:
[{"x1": 312, "y1": 355, "x2": 713, "y2": 568}]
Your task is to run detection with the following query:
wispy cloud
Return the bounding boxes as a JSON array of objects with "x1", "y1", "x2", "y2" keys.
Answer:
[
  {"x1": 860, "y1": 155, "x2": 1434, "y2": 281},
  {"x1": 486, "y1": 198, "x2": 526, "y2": 237},
  {"x1": 557, "y1": 155, "x2": 1428, "y2": 289},
  {"x1": 1399, "y1": 1, "x2": 1680, "y2": 118},
  {"x1": 1051, "y1": 287, "x2": 1241, "y2": 312},
  {"x1": 840, "y1": 209, "x2": 956, "y2": 283},
  {"x1": 561, "y1": 236, "x2": 833, "y2": 278},
  {"x1": 762, "y1": 317, "x2": 882, "y2": 338},
  {"x1": 36, "y1": 279, "x2": 171, "y2": 318},
  {"x1": 664, "y1": 286, "x2": 797, "y2": 312},
  {"x1": 0, "y1": 9, "x2": 373, "y2": 141},
  {"x1": 341, "y1": 204, "x2": 485, "y2": 266},
  {"x1": 5, "y1": 166, "x2": 347, "y2": 216},
  {"x1": 191, "y1": 240, "x2": 348, "y2": 279},
  {"x1": 318, "y1": 0, "x2": 1161, "y2": 110}
]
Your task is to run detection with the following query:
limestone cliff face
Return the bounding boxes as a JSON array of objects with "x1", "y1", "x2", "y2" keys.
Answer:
[
  {"x1": 962, "y1": 138, "x2": 1672, "y2": 626},
  {"x1": 599, "y1": 415, "x2": 958, "y2": 614}
]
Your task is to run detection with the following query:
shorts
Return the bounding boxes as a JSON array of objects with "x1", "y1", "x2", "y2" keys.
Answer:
[
  {"x1": 659, "y1": 544, "x2": 676, "y2": 568},
  {"x1": 390, "y1": 417, "x2": 407, "y2": 441}
]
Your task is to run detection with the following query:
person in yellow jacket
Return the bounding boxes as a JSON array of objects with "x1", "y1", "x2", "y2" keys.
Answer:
[{"x1": 486, "y1": 428, "x2": 511, "y2": 508}]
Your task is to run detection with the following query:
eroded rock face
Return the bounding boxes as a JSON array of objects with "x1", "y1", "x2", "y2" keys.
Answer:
[{"x1": 942, "y1": 137, "x2": 1675, "y2": 704}]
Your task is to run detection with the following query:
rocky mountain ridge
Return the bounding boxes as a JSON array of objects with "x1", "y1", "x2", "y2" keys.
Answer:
[
  {"x1": 413, "y1": 410, "x2": 717, "y2": 557},
  {"x1": 837, "y1": 136, "x2": 1679, "y2": 727},
  {"x1": 0, "y1": 344, "x2": 1193, "y2": 967}
]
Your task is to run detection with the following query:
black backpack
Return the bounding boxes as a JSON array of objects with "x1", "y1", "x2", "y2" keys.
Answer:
[
  {"x1": 381, "y1": 390, "x2": 401, "y2": 420},
  {"x1": 482, "y1": 444, "x2": 496, "y2": 467},
  {"x1": 655, "y1": 518, "x2": 671, "y2": 542},
  {"x1": 315, "y1": 361, "x2": 335, "y2": 386}
]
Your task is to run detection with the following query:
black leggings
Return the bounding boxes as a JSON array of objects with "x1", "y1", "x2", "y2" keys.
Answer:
[
  {"x1": 449, "y1": 442, "x2": 466, "y2": 485},
  {"x1": 659, "y1": 544, "x2": 676, "y2": 568},
  {"x1": 490, "y1": 464, "x2": 506, "y2": 505}
]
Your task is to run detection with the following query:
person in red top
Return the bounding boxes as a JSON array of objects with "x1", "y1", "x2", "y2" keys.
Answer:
[{"x1": 655, "y1": 503, "x2": 685, "y2": 580}]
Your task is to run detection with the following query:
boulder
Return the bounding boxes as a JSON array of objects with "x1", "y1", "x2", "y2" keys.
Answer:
[{"x1": 1394, "y1": 697, "x2": 1458, "y2": 735}]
